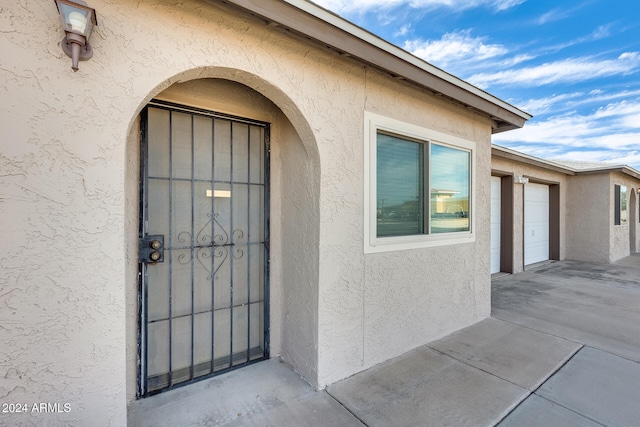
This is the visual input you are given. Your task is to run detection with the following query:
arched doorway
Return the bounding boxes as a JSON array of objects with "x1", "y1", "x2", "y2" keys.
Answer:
[{"x1": 125, "y1": 72, "x2": 321, "y2": 399}]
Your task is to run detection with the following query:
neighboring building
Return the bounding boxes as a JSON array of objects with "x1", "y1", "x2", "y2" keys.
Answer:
[
  {"x1": 491, "y1": 145, "x2": 640, "y2": 274},
  {"x1": 1, "y1": 0, "x2": 530, "y2": 425},
  {"x1": 560, "y1": 160, "x2": 640, "y2": 263}
]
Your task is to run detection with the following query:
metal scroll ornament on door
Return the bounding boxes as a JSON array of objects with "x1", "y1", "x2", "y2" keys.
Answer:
[{"x1": 176, "y1": 212, "x2": 244, "y2": 281}]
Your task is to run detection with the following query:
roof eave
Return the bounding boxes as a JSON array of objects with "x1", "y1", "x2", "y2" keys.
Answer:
[
  {"x1": 575, "y1": 166, "x2": 640, "y2": 181},
  {"x1": 492, "y1": 146, "x2": 640, "y2": 179},
  {"x1": 491, "y1": 145, "x2": 575, "y2": 175},
  {"x1": 206, "y1": 0, "x2": 531, "y2": 133}
]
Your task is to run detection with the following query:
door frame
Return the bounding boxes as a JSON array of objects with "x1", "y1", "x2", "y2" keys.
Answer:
[{"x1": 137, "y1": 100, "x2": 271, "y2": 397}]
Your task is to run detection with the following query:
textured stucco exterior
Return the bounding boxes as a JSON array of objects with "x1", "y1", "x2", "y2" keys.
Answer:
[
  {"x1": 2, "y1": 1, "x2": 498, "y2": 425},
  {"x1": 565, "y1": 173, "x2": 611, "y2": 263},
  {"x1": 608, "y1": 173, "x2": 639, "y2": 263},
  {"x1": 491, "y1": 157, "x2": 568, "y2": 274},
  {"x1": 492, "y1": 150, "x2": 640, "y2": 268},
  {"x1": 565, "y1": 172, "x2": 640, "y2": 263}
]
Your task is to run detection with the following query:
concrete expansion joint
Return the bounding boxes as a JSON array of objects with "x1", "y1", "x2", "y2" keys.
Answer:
[
  {"x1": 491, "y1": 345, "x2": 586, "y2": 426},
  {"x1": 491, "y1": 316, "x2": 582, "y2": 349},
  {"x1": 425, "y1": 345, "x2": 527, "y2": 392},
  {"x1": 524, "y1": 394, "x2": 607, "y2": 427},
  {"x1": 581, "y1": 344, "x2": 640, "y2": 365},
  {"x1": 325, "y1": 389, "x2": 368, "y2": 427}
]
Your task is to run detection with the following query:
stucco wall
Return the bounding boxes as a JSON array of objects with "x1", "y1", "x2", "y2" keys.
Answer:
[
  {"x1": 491, "y1": 157, "x2": 568, "y2": 274},
  {"x1": 564, "y1": 172, "x2": 640, "y2": 264},
  {"x1": 1, "y1": 0, "x2": 495, "y2": 424},
  {"x1": 631, "y1": 188, "x2": 639, "y2": 255},
  {"x1": 565, "y1": 174, "x2": 611, "y2": 263},
  {"x1": 316, "y1": 70, "x2": 494, "y2": 384},
  {"x1": 609, "y1": 173, "x2": 640, "y2": 262}
]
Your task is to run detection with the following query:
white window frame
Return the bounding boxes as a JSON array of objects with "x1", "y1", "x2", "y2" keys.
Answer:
[{"x1": 364, "y1": 111, "x2": 476, "y2": 254}]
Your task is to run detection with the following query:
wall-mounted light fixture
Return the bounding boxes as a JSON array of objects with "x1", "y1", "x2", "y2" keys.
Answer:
[
  {"x1": 516, "y1": 176, "x2": 529, "y2": 184},
  {"x1": 54, "y1": 0, "x2": 98, "y2": 72}
]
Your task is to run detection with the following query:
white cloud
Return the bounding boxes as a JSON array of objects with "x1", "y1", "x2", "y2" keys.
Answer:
[
  {"x1": 311, "y1": 0, "x2": 525, "y2": 14},
  {"x1": 517, "y1": 92, "x2": 583, "y2": 115},
  {"x1": 511, "y1": 88, "x2": 640, "y2": 116},
  {"x1": 404, "y1": 30, "x2": 507, "y2": 67},
  {"x1": 499, "y1": 54, "x2": 536, "y2": 67},
  {"x1": 469, "y1": 53, "x2": 640, "y2": 88},
  {"x1": 525, "y1": 147, "x2": 640, "y2": 170},
  {"x1": 591, "y1": 24, "x2": 611, "y2": 40},
  {"x1": 534, "y1": 4, "x2": 586, "y2": 25},
  {"x1": 536, "y1": 8, "x2": 560, "y2": 25},
  {"x1": 490, "y1": 0, "x2": 526, "y2": 11},
  {"x1": 619, "y1": 51, "x2": 639, "y2": 60},
  {"x1": 394, "y1": 24, "x2": 411, "y2": 37},
  {"x1": 606, "y1": 151, "x2": 640, "y2": 168},
  {"x1": 494, "y1": 101, "x2": 640, "y2": 170}
]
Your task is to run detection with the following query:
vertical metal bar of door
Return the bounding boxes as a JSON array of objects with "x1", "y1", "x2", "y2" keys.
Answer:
[
  {"x1": 210, "y1": 118, "x2": 216, "y2": 374},
  {"x1": 189, "y1": 114, "x2": 195, "y2": 381},
  {"x1": 245, "y1": 126, "x2": 251, "y2": 363},
  {"x1": 263, "y1": 126, "x2": 270, "y2": 357},
  {"x1": 168, "y1": 111, "x2": 174, "y2": 388},
  {"x1": 138, "y1": 108, "x2": 149, "y2": 397},
  {"x1": 228, "y1": 122, "x2": 234, "y2": 368}
]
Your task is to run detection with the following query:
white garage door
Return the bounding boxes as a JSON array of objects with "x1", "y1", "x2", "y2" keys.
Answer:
[
  {"x1": 524, "y1": 183, "x2": 549, "y2": 266},
  {"x1": 490, "y1": 176, "x2": 501, "y2": 274}
]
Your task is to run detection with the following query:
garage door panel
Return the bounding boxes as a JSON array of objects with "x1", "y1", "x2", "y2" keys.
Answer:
[
  {"x1": 524, "y1": 183, "x2": 549, "y2": 266},
  {"x1": 490, "y1": 176, "x2": 501, "y2": 274}
]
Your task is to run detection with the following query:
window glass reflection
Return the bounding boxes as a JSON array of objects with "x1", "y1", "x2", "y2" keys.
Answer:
[
  {"x1": 376, "y1": 133, "x2": 424, "y2": 237},
  {"x1": 430, "y1": 144, "x2": 470, "y2": 233}
]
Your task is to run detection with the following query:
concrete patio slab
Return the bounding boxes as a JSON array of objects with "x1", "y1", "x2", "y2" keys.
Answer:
[
  {"x1": 497, "y1": 394, "x2": 602, "y2": 427},
  {"x1": 614, "y1": 252, "x2": 640, "y2": 268},
  {"x1": 327, "y1": 346, "x2": 528, "y2": 427},
  {"x1": 428, "y1": 317, "x2": 581, "y2": 390},
  {"x1": 536, "y1": 347, "x2": 640, "y2": 427},
  {"x1": 492, "y1": 260, "x2": 640, "y2": 363},
  {"x1": 221, "y1": 391, "x2": 365, "y2": 427},
  {"x1": 127, "y1": 359, "x2": 362, "y2": 427},
  {"x1": 126, "y1": 258, "x2": 640, "y2": 426}
]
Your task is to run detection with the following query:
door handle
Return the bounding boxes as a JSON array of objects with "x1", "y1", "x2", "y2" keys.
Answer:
[{"x1": 140, "y1": 235, "x2": 164, "y2": 263}]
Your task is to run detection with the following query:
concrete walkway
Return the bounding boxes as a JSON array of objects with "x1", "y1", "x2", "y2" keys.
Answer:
[{"x1": 128, "y1": 256, "x2": 640, "y2": 426}]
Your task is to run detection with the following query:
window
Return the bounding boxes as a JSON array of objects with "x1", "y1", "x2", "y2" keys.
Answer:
[
  {"x1": 614, "y1": 184, "x2": 627, "y2": 225},
  {"x1": 365, "y1": 112, "x2": 475, "y2": 253}
]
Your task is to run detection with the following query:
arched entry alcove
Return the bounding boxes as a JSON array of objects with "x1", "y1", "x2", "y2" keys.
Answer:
[{"x1": 124, "y1": 69, "x2": 321, "y2": 401}]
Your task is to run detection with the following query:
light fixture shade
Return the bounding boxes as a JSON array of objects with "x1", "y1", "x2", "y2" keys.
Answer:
[{"x1": 55, "y1": 0, "x2": 97, "y2": 38}]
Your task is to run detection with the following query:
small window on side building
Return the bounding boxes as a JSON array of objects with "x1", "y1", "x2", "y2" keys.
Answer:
[{"x1": 614, "y1": 184, "x2": 627, "y2": 225}]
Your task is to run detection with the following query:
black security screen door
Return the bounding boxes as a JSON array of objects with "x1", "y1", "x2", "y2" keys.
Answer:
[{"x1": 138, "y1": 100, "x2": 269, "y2": 396}]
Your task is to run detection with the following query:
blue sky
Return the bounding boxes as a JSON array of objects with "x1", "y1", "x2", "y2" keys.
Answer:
[{"x1": 312, "y1": 0, "x2": 640, "y2": 170}]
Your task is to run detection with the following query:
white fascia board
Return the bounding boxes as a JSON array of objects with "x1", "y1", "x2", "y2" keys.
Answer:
[
  {"x1": 492, "y1": 144, "x2": 640, "y2": 179},
  {"x1": 491, "y1": 144, "x2": 575, "y2": 175},
  {"x1": 575, "y1": 166, "x2": 640, "y2": 180}
]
